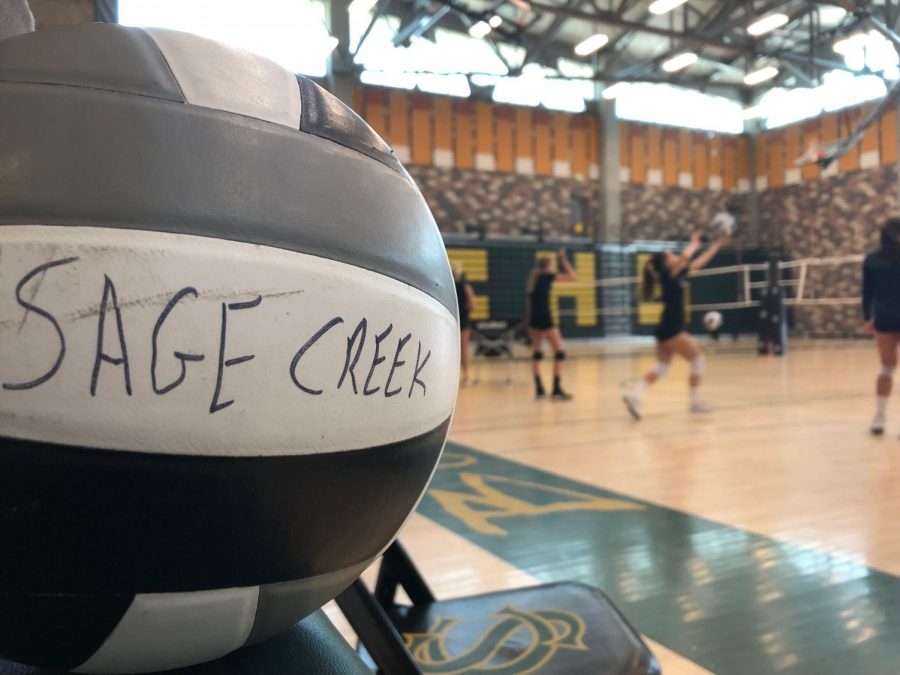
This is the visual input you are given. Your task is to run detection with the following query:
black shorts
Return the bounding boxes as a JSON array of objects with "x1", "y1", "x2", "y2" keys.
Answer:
[
  {"x1": 459, "y1": 315, "x2": 471, "y2": 330},
  {"x1": 875, "y1": 318, "x2": 900, "y2": 333},
  {"x1": 529, "y1": 310, "x2": 554, "y2": 330},
  {"x1": 654, "y1": 322, "x2": 684, "y2": 342}
]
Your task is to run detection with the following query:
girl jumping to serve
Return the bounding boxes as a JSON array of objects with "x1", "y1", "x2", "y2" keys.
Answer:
[{"x1": 623, "y1": 232, "x2": 727, "y2": 419}]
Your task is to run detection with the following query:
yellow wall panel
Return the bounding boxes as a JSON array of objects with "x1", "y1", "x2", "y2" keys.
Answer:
[
  {"x1": 861, "y1": 104, "x2": 879, "y2": 154},
  {"x1": 411, "y1": 94, "x2": 432, "y2": 165},
  {"x1": 455, "y1": 102, "x2": 474, "y2": 169},
  {"x1": 737, "y1": 136, "x2": 749, "y2": 181},
  {"x1": 801, "y1": 121, "x2": 820, "y2": 182},
  {"x1": 663, "y1": 131, "x2": 677, "y2": 186},
  {"x1": 534, "y1": 111, "x2": 552, "y2": 176},
  {"x1": 709, "y1": 134, "x2": 722, "y2": 179},
  {"x1": 571, "y1": 119, "x2": 588, "y2": 178},
  {"x1": 836, "y1": 109, "x2": 859, "y2": 172},
  {"x1": 693, "y1": 133, "x2": 708, "y2": 189},
  {"x1": 723, "y1": 138, "x2": 736, "y2": 191},
  {"x1": 647, "y1": 125, "x2": 662, "y2": 173},
  {"x1": 363, "y1": 89, "x2": 388, "y2": 143},
  {"x1": 754, "y1": 133, "x2": 767, "y2": 183},
  {"x1": 495, "y1": 108, "x2": 514, "y2": 172},
  {"x1": 619, "y1": 121, "x2": 630, "y2": 172},
  {"x1": 784, "y1": 125, "x2": 800, "y2": 181},
  {"x1": 767, "y1": 131, "x2": 784, "y2": 187},
  {"x1": 630, "y1": 127, "x2": 646, "y2": 184},
  {"x1": 553, "y1": 113, "x2": 571, "y2": 163},
  {"x1": 475, "y1": 102, "x2": 493, "y2": 157},
  {"x1": 388, "y1": 90, "x2": 409, "y2": 149},
  {"x1": 515, "y1": 107, "x2": 533, "y2": 163},
  {"x1": 433, "y1": 97, "x2": 452, "y2": 151},
  {"x1": 882, "y1": 107, "x2": 898, "y2": 164},
  {"x1": 678, "y1": 129, "x2": 692, "y2": 175}
]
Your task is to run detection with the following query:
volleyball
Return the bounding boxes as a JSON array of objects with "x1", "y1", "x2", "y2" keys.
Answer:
[
  {"x1": 703, "y1": 311, "x2": 724, "y2": 332},
  {"x1": 0, "y1": 24, "x2": 458, "y2": 672},
  {"x1": 711, "y1": 211, "x2": 737, "y2": 237}
]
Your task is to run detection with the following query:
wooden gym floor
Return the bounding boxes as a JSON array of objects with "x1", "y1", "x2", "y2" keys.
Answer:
[{"x1": 328, "y1": 340, "x2": 900, "y2": 674}]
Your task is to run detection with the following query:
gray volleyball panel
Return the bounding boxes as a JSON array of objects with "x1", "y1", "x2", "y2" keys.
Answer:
[
  {"x1": 0, "y1": 82, "x2": 456, "y2": 314},
  {"x1": 0, "y1": 24, "x2": 184, "y2": 101},
  {"x1": 245, "y1": 560, "x2": 372, "y2": 646},
  {"x1": 144, "y1": 28, "x2": 302, "y2": 130}
]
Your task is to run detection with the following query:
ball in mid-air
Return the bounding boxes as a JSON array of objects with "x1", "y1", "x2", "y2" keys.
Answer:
[
  {"x1": 703, "y1": 311, "x2": 724, "y2": 332},
  {"x1": 711, "y1": 211, "x2": 736, "y2": 238},
  {"x1": 0, "y1": 24, "x2": 458, "y2": 673}
]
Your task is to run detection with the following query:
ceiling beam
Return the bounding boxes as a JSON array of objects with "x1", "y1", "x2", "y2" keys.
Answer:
[{"x1": 523, "y1": 0, "x2": 753, "y2": 50}]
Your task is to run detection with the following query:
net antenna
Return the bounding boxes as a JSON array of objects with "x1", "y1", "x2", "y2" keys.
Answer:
[{"x1": 793, "y1": 2, "x2": 900, "y2": 169}]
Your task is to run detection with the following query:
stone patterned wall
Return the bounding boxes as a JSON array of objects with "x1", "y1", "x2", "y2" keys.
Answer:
[
  {"x1": 760, "y1": 165, "x2": 898, "y2": 336},
  {"x1": 407, "y1": 166, "x2": 600, "y2": 239},
  {"x1": 620, "y1": 184, "x2": 749, "y2": 246},
  {"x1": 407, "y1": 166, "x2": 747, "y2": 244},
  {"x1": 409, "y1": 163, "x2": 896, "y2": 336}
]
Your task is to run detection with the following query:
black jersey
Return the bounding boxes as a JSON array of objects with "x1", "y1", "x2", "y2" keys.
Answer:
[
  {"x1": 528, "y1": 272, "x2": 556, "y2": 330},
  {"x1": 455, "y1": 279, "x2": 471, "y2": 329},
  {"x1": 863, "y1": 252, "x2": 900, "y2": 332},
  {"x1": 655, "y1": 267, "x2": 687, "y2": 341}
]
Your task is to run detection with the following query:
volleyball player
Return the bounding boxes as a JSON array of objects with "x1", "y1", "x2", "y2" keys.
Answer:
[
  {"x1": 526, "y1": 249, "x2": 576, "y2": 400},
  {"x1": 623, "y1": 232, "x2": 728, "y2": 419},
  {"x1": 862, "y1": 218, "x2": 900, "y2": 435}
]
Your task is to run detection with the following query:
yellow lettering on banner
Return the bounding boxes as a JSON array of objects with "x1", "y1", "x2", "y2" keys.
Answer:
[
  {"x1": 446, "y1": 248, "x2": 489, "y2": 320},
  {"x1": 534, "y1": 250, "x2": 597, "y2": 327},
  {"x1": 429, "y1": 472, "x2": 643, "y2": 536}
]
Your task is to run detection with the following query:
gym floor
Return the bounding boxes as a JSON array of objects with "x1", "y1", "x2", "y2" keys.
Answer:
[{"x1": 330, "y1": 340, "x2": 900, "y2": 674}]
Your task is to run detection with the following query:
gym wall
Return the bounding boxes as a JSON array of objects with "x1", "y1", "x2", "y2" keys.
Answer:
[
  {"x1": 758, "y1": 104, "x2": 899, "y2": 337},
  {"x1": 353, "y1": 86, "x2": 749, "y2": 243}
]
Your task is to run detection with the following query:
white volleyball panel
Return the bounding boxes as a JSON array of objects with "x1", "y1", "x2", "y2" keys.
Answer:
[
  {"x1": 75, "y1": 587, "x2": 259, "y2": 674},
  {"x1": 0, "y1": 226, "x2": 459, "y2": 457},
  {"x1": 144, "y1": 29, "x2": 301, "y2": 129}
]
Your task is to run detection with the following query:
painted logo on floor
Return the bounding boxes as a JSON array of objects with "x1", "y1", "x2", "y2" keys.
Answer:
[{"x1": 403, "y1": 605, "x2": 587, "y2": 674}]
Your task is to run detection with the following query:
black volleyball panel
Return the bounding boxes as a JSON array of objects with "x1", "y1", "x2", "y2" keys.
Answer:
[
  {"x1": 0, "y1": 418, "x2": 449, "y2": 595},
  {"x1": 0, "y1": 594, "x2": 134, "y2": 671}
]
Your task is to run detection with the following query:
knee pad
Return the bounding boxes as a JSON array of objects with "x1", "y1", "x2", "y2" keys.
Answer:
[
  {"x1": 690, "y1": 355, "x2": 705, "y2": 376},
  {"x1": 532, "y1": 351, "x2": 544, "y2": 361},
  {"x1": 880, "y1": 364, "x2": 896, "y2": 378},
  {"x1": 555, "y1": 351, "x2": 566, "y2": 362},
  {"x1": 654, "y1": 362, "x2": 670, "y2": 378}
]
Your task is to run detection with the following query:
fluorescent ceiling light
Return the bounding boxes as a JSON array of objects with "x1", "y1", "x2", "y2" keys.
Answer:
[
  {"x1": 468, "y1": 20, "x2": 491, "y2": 38},
  {"x1": 662, "y1": 52, "x2": 698, "y2": 73},
  {"x1": 348, "y1": 0, "x2": 378, "y2": 14},
  {"x1": 747, "y1": 13, "x2": 788, "y2": 36},
  {"x1": 648, "y1": 0, "x2": 688, "y2": 15},
  {"x1": 488, "y1": 14, "x2": 502, "y2": 27},
  {"x1": 574, "y1": 33, "x2": 609, "y2": 56},
  {"x1": 744, "y1": 65, "x2": 779, "y2": 85},
  {"x1": 602, "y1": 82, "x2": 630, "y2": 99}
]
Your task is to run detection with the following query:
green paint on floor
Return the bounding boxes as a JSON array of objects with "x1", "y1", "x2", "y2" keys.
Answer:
[{"x1": 416, "y1": 444, "x2": 900, "y2": 675}]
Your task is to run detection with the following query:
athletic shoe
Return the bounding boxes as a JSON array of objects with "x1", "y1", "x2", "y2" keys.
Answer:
[
  {"x1": 551, "y1": 390, "x2": 573, "y2": 401},
  {"x1": 622, "y1": 393, "x2": 641, "y2": 420},
  {"x1": 535, "y1": 390, "x2": 547, "y2": 400},
  {"x1": 871, "y1": 416, "x2": 885, "y2": 436},
  {"x1": 690, "y1": 400, "x2": 714, "y2": 414}
]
